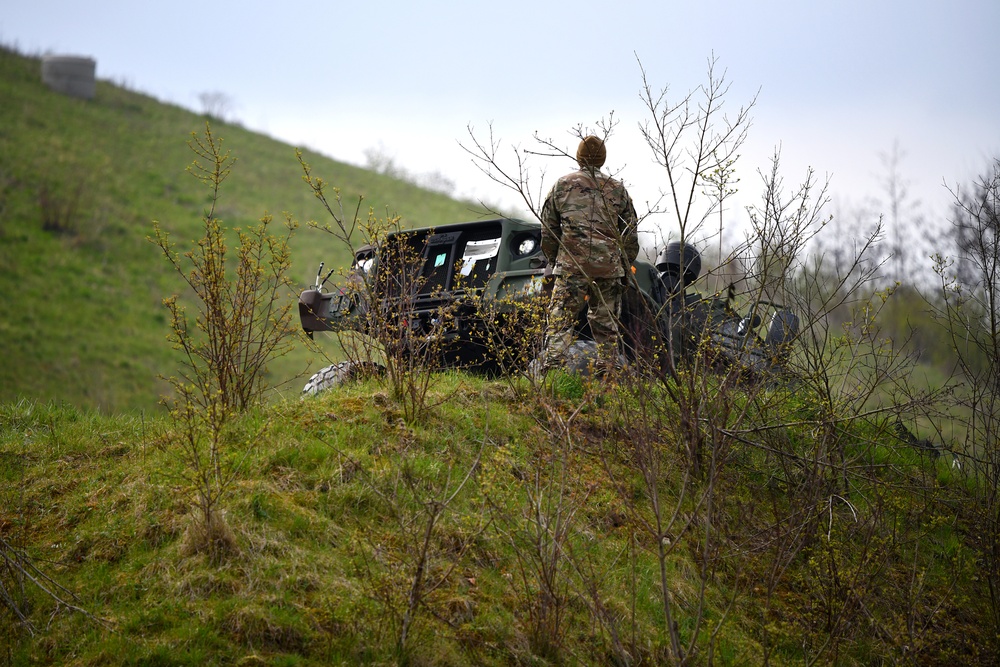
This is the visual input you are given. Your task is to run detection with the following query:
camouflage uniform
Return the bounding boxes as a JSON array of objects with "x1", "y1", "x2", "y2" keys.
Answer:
[{"x1": 537, "y1": 138, "x2": 639, "y2": 371}]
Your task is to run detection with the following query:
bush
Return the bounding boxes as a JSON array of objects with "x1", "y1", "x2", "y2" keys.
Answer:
[{"x1": 150, "y1": 124, "x2": 298, "y2": 558}]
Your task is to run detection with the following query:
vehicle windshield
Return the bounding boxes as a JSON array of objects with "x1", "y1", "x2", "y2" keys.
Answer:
[{"x1": 376, "y1": 223, "x2": 504, "y2": 297}]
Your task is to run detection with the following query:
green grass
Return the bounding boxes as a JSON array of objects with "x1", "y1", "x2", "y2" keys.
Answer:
[
  {"x1": 0, "y1": 46, "x2": 496, "y2": 412},
  {"x1": 2, "y1": 372, "x2": 996, "y2": 665}
]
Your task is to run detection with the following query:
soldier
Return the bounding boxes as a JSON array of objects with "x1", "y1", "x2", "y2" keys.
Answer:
[{"x1": 535, "y1": 135, "x2": 639, "y2": 374}]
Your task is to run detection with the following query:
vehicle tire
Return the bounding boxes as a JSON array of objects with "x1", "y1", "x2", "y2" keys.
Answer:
[{"x1": 302, "y1": 361, "x2": 384, "y2": 395}]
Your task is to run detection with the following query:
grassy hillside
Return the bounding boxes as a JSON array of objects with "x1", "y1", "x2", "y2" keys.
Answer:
[
  {"x1": 0, "y1": 46, "x2": 494, "y2": 412},
  {"x1": 3, "y1": 45, "x2": 997, "y2": 667},
  {"x1": 2, "y1": 373, "x2": 995, "y2": 665}
]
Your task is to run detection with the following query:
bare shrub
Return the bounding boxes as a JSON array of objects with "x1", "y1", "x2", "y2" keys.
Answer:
[
  {"x1": 485, "y1": 406, "x2": 587, "y2": 662},
  {"x1": 197, "y1": 90, "x2": 236, "y2": 123},
  {"x1": 299, "y1": 153, "x2": 466, "y2": 422},
  {"x1": 37, "y1": 179, "x2": 84, "y2": 235},
  {"x1": 150, "y1": 124, "x2": 297, "y2": 557},
  {"x1": 179, "y1": 507, "x2": 238, "y2": 558},
  {"x1": 931, "y1": 157, "x2": 1000, "y2": 635}
]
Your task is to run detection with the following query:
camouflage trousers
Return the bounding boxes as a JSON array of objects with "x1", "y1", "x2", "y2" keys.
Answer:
[{"x1": 539, "y1": 272, "x2": 624, "y2": 369}]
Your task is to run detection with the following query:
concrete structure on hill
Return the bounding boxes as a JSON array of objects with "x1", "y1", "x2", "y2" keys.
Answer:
[{"x1": 41, "y1": 55, "x2": 96, "y2": 99}]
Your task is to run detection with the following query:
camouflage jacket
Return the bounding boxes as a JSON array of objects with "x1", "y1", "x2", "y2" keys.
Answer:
[{"x1": 540, "y1": 167, "x2": 639, "y2": 278}]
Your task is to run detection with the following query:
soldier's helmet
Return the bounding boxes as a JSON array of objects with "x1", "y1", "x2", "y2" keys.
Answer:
[
  {"x1": 576, "y1": 136, "x2": 607, "y2": 168},
  {"x1": 656, "y1": 242, "x2": 701, "y2": 291}
]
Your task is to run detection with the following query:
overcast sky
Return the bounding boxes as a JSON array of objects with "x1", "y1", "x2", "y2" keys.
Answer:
[{"x1": 4, "y1": 0, "x2": 999, "y2": 246}]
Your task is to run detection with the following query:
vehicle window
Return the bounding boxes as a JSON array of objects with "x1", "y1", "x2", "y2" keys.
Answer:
[{"x1": 458, "y1": 236, "x2": 501, "y2": 288}]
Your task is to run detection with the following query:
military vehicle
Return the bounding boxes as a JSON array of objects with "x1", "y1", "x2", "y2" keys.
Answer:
[{"x1": 298, "y1": 217, "x2": 799, "y2": 394}]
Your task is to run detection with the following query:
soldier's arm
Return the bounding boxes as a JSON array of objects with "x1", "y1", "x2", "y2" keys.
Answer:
[
  {"x1": 540, "y1": 188, "x2": 561, "y2": 262},
  {"x1": 619, "y1": 193, "x2": 640, "y2": 262}
]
